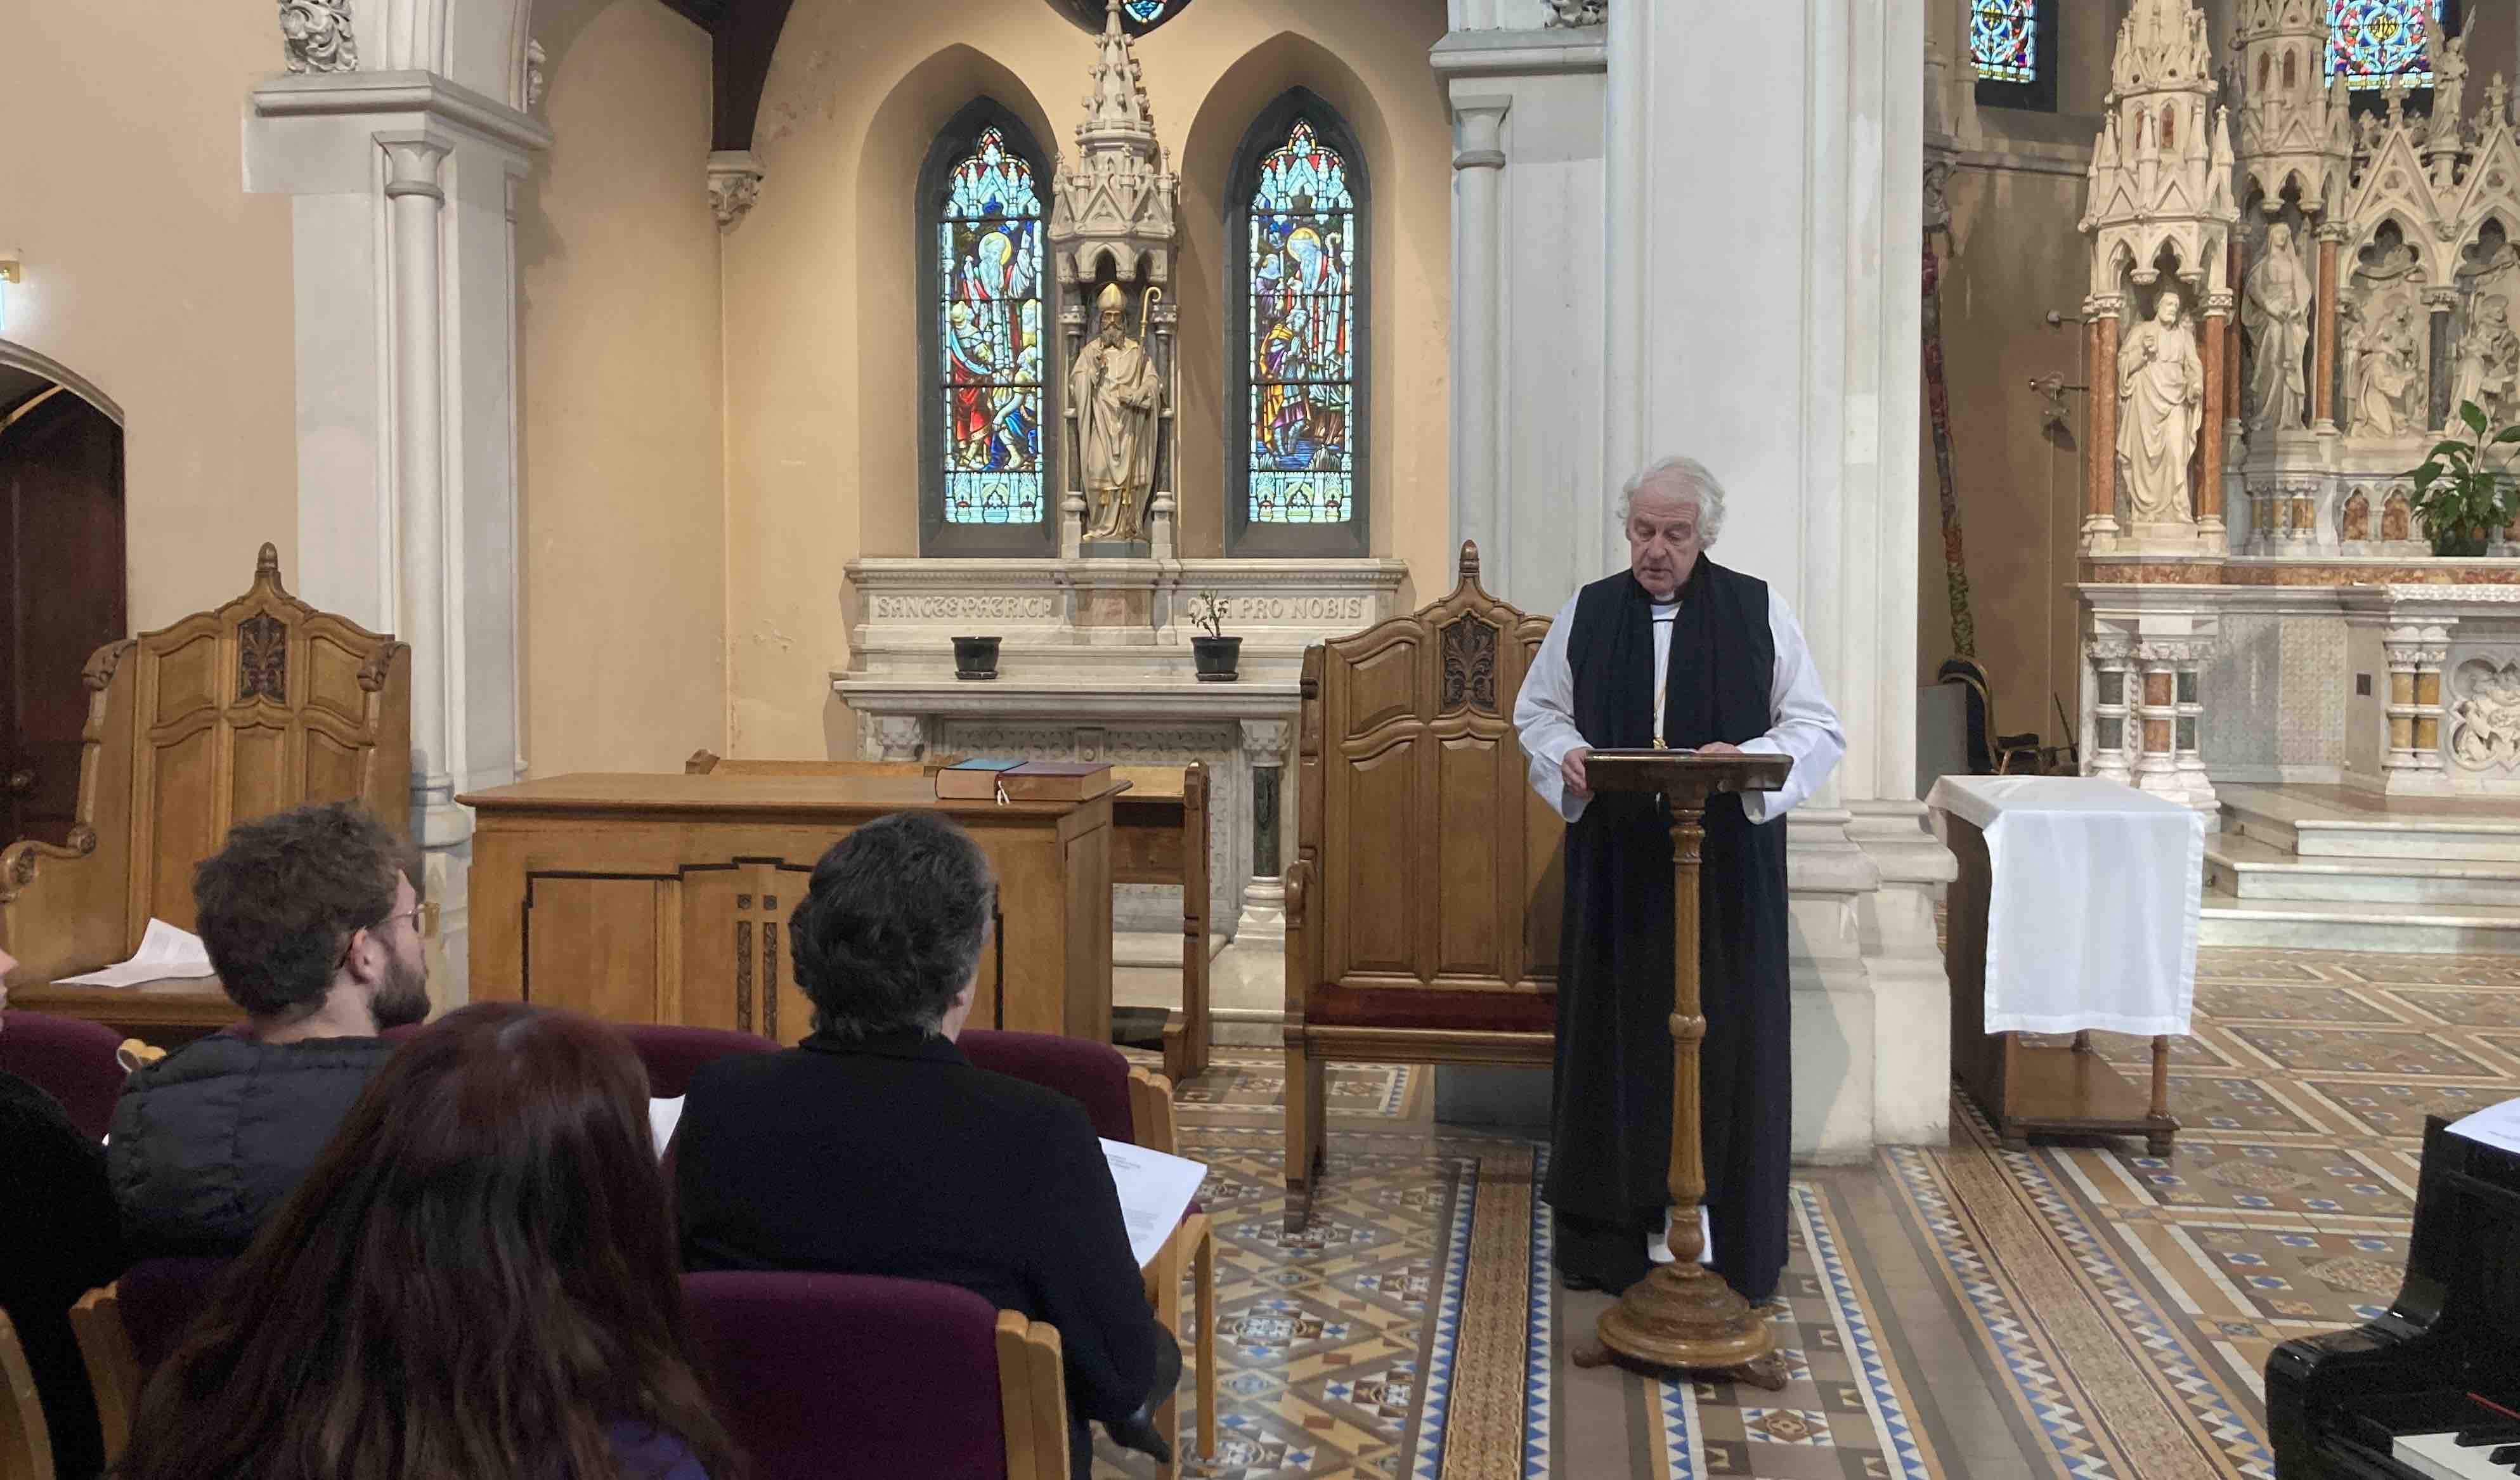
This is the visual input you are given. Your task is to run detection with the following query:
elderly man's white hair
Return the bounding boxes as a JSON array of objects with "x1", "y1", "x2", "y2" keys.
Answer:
[{"x1": 1614, "y1": 455, "x2": 1727, "y2": 547}]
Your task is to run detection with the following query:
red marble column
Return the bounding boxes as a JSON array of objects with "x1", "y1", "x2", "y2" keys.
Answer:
[{"x1": 2314, "y1": 230, "x2": 2341, "y2": 430}]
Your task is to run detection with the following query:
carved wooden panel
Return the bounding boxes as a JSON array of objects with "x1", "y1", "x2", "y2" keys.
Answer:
[
  {"x1": 1439, "y1": 614, "x2": 1500, "y2": 715},
  {"x1": 527, "y1": 876, "x2": 672, "y2": 1024},
  {"x1": 1296, "y1": 542, "x2": 1565, "y2": 1031},
  {"x1": 153, "y1": 635, "x2": 219, "y2": 725},
  {"x1": 237, "y1": 614, "x2": 287, "y2": 703}
]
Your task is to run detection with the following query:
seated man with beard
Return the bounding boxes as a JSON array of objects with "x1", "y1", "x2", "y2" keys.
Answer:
[{"x1": 110, "y1": 801, "x2": 431, "y2": 1257}]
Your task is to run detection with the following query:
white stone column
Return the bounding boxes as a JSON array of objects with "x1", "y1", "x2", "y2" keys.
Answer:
[
  {"x1": 384, "y1": 138, "x2": 461, "y2": 848},
  {"x1": 1431, "y1": 24, "x2": 1607, "y2": 613},
  {"x1": 1604, "y1": 0, "x2": 1947, "y2": 1157},
  {"x1": 1448, "y1": 93, "x2": 1510, "y2": 594},
  {"x1": 1235, "y1": 719, "x2": 1292, "y2": 942},
  {"x1": 245, "y1": 62, "x2": 546, "y2": 1005}
]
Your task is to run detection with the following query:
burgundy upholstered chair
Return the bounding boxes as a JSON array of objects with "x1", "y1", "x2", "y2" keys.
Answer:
[
  {"x1": 111, "y1": 1257, "x2": 230, "y2": 1372},
  {"x1": 623, "y1": 1023, "x2": 778, "y2": 1098},
  {"x1": 955, "y1": 1029, "x2": 1214, "y2": 1476},
  {"x1": 680, "y1": 1270, "x2": 1068, "y2": 1480},
  {"x1": 0, "y1": 1010, "x2": 131, "y2": 1140}
]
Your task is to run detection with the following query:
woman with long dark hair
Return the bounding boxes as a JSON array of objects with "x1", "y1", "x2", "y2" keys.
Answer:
[{"x1": 114, "y1": 1003, "x2": 741, "y2": 1480}]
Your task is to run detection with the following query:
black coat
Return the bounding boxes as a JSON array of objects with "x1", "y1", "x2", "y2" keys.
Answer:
[
  {"x1": 1546, "y1": 562, "x2": 1795, "y2": 1301},
  {"x1": 674, "y1": 1030, "x2": 1158, "y2": 1431},
  {"x1": 107, "y1": 1035, "x2": 399, "y2": 1259},
  {"x1": 1, "y1": 1070, "x2": 123, "y2": 1479}
]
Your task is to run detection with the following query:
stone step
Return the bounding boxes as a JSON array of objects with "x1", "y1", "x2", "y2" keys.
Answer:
[
  {"x1": 2199, "y1": 887, "x2": 2520, "y2": 952},
  {"x1": 2205, "y1": 834, "x2": 2520, "y2": 906},
  {"x1": 2221, "y1": 798, "x2": 2520, "y2": 863}
]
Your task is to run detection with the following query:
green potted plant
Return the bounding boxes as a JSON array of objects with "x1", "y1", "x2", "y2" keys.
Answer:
[
  {"x1": 2408, "y1": 399, "x2": 2520, "y2": 557},
  {"x1": 1188, "y1": 592, "x2": 1239, "y2": 682}
]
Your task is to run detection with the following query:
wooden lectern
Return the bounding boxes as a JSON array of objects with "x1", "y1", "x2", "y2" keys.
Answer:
[{"x1": 1569, "y1": 748, "x2": 1793, "y2": 1390}]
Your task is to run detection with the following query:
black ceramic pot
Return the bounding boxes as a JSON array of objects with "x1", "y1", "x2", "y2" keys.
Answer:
[
  {"x1": 952, "y1": 635, "x2": 1001, "y2": 680},
  {"x1": 1192, "y1": 635, "x2": 1241, "y2": 682}
]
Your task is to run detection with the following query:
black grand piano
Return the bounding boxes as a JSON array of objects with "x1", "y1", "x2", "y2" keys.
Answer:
[{"x1": 2269, "y1": 1117, "x2": 2520, "y2": 1479}]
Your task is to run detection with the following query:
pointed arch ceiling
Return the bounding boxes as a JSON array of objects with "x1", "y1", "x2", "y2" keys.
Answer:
[
  {"x1": 654, "y1": 0, "x2": 1192, "y2": 152},
  {"x1": 1052, "y1": 0, "x2": 1197, "y2": 36}
]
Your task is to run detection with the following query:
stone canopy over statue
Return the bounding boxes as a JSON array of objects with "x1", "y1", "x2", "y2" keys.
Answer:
[
  {"x1": 1069, "y1": 282, "x2": 1165, "y2": 542},
  {"x1": 1048, "y1": 0, "x2": 1181, "y2": 557}
]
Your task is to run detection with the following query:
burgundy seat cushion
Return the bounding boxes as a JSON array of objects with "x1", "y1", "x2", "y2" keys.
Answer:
[
  {"x1": 954, "y1": 1029, "x2": 1133, "y2": 1144},
  {"x1": 680, "y1": 1271, "x2": 1007, "y2": 1480},
  {"x1": 0, "y1": 1011, "x2": 131, "y2": 1140},
  {"x1": 115, "y1": 1256, "x2": 232, "y2": 1372},
  {"x1": 625, "y1": 1025, "x2": 777, "y2": 1098}
]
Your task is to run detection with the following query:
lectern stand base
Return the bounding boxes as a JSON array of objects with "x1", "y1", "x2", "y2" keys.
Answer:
[{"x1": 1570, "y1": 1263, "x2": 1790, "y2": 1391}]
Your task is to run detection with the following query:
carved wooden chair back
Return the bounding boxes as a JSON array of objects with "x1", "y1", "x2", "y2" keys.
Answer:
[
  {"x1": 1282, "y1": 542, "x2": 1561, "y2": 1216},
  {"x1": 0, "y1": 545, "x2": 410, "y2": 983}
]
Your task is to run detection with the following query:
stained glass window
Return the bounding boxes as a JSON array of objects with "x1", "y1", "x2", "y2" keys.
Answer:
[
  {"x1": 1122, "y1": 0, "x2": 1172, "y2": 22},
  {"x1": 935, "y1": 125, "x2": 1046, "y2": 528},
  {"x1": 1970, "y1": 0, "x2": 2037, "y2": 86},
  {"x1": 2326, "y1": 1, "x2": 2446, "y2": 89},
  {"x1": 1245, "y1": 119, "x2": 1356, "y2": 528}
]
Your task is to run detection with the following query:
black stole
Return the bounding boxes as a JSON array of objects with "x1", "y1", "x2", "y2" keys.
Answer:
[{"x1": 1547, "y1": 556, "x2": 1793, "y2": 1299}]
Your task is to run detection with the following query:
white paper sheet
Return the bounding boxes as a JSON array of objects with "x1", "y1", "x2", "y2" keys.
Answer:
[
  {"x1": 649, "y1": 1096, "x2": 685, "y2": 1160},
  {"x1": 2448, "y1": 1096, "x2": 2520, "y2": 1157},
  {"x1": 54, "y1": 918, "x2": 217, "y2": 988},
  {"x1": 1101, "y1": 1138, "x2": 1208, "y2": 1269}
]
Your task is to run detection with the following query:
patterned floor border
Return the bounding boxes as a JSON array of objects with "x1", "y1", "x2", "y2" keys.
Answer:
[{"x1": 1883, "y1": 1098, "x2": 2275, "y2": 1479}]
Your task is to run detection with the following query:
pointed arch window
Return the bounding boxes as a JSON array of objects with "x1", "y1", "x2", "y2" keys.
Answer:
[
  {"x1": 1230, "y1": 92, "x2": 1368, "y2": 557},
  {"x1": 919, "y1": 102, "x2": 1054, "y2": 555},
  {"x1": 1972, "y1": 0, "x2": 2056, "y2": 113},
  {"x1": 2327, "y1": 1, "x2": 2458, "y2": 90}
]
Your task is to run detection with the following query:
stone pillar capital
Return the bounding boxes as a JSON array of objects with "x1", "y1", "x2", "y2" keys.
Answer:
[
  {"x1": 382, "y1": 138, "x2": 451, "y2": 200},
  {"x1": 708, "y1": 151, "x2": 765, "y2": 229},
  {"x1": 1450, "y1": 95, "x2": 1511, "y2": 171},
  {"x1": 857, "y1": 713, "x2": 930, "y2": 763},
  {"x1": 1240, "y1": 718, "x2": 1294, "y2": 762}
]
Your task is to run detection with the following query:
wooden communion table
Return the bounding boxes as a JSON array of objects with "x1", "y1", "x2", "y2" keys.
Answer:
[
  {"x1": 461, "y1": 772, "x2": 1118, "y2": 1041},
  {"x1": 1928, "y1": 775, "x2": 2202, "y2": 1157}
]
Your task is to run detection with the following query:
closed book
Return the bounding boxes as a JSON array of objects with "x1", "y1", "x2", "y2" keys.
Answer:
[
  {"x1": 935, "y1": 757, "x2": 1026, "y2": 800},
  {"x1": 995, "y1": 761, "x2": 1114, "y2": 802}
]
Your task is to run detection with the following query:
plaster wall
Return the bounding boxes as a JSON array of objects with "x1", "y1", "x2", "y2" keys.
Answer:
[
  {"x1": 516, "y1": 0, "x2": 729, "y2": 776},
  {"x1": 0, "y1": 2, "x2": 297, "y2": 626}
]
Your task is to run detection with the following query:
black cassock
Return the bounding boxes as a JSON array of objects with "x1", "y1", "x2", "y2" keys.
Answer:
[{"x1": 1545, "y1": 561, "x2": 1793, "y2": 1302}]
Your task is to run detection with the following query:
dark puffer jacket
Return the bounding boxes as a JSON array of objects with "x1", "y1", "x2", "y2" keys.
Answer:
[{"x1": 108, "y1": 1035, "x2": 400, "y2": 1257}]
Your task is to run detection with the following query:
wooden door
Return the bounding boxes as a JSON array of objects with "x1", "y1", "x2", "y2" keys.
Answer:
[{"x1": 0, "y1": 389, "x2": 125, "y2": 846}]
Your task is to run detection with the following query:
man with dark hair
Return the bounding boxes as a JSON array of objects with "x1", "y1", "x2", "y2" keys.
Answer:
[
  {"x1": 676, "y1": 810, "x2": 1174, "y2": 1477},
  {"x1": 110, "y1": 800, "x2": 428, "y2": 1257}
]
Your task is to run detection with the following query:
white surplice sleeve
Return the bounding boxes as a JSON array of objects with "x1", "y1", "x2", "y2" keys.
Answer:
[
  {"x1": 1512, "y1": 593, "x2": 1592, "y2": 824},
  {"x1": 1737, "y1": 592, "x2": 1846, "y2": 825}
]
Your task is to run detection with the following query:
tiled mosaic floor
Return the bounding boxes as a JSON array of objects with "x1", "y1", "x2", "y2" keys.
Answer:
[{"x1": 1101, "y1": 947, "x2": 2520, "y2": 1478}]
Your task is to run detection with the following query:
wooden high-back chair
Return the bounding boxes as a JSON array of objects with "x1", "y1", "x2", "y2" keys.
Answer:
[
  {"x1": 1282, "y1": 542, "x2": 1562, "y2": 1223},
  {"x1": 0, "y1": 545, "x2": 410, "y2": 987}
]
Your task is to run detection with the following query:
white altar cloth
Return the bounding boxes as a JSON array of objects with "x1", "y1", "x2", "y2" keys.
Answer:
[{"x1": 1926, "y1": 776, "x2": 2204, "y2": 1037}]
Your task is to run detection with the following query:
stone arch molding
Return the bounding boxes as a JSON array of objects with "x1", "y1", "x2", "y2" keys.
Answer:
[
  {"x1": 0, "y1": 340, "x2": 124, "y2": 426},
  {"x1": 283, "y1": 0, "x2": 539, "y2": 113}
]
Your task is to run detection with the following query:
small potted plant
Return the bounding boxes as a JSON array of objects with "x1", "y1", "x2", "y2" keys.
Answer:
[
  {"x1": 1188, "y1": 592, "x2": 1239, "y2": 682},
  {"x1": 2408, "y1": 399, "x2": 2520, "y2": 557},
  {"x1": 952, "y1": 635, "x2": 1001, "y2": 680}
]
